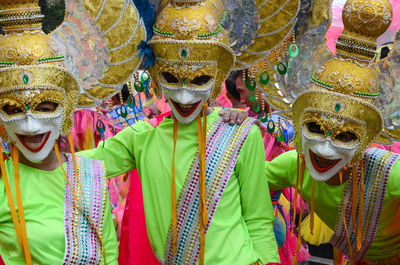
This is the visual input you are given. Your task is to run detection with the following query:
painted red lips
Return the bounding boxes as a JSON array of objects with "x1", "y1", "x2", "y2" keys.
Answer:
[
  {"x1": 309, "y1": 150, "x2": 341, "y2": 173},
  {"x1": 171, "y1": 100, "x2": 201, "y2": 117},
  {"x1": 17, "y1": 132, "x2": 51, "y2": 152}
]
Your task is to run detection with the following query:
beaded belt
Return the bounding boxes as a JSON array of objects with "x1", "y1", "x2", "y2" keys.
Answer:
[
  {"x1": 163, "y1": 117, "x2": 255, "y2": 265},
  {"x1": 330, "y1": 148, "x2": 399, "y2": 262},
  {"x1": 62, "y1": 154, "x2": 107, "y2": 264}
]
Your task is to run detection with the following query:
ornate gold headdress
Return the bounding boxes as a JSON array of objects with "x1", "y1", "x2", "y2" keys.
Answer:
[
  {"x1": 0, "y1": 0, "x2": 145, "y2": 136},
  {"x1": 255, "y1": 0, "x2": 400, "y2": 163},
  {"x1": 148, "y1": 0, "x2": 300, "y2": 99}
]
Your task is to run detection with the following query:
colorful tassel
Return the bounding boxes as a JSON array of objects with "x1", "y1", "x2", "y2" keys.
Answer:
[
  {"x1": 291, "y1": 153, "x2": 300, "y2": 235},
  {"x1": 0, "y1": 145, "x2": 27, "y2": 263},
  {"x1": 171, "y1": 118, "x2": 178, "y2": 254},
  {"x1": 11, "y1": 145, "x2": 32, "y2": 265},
  {"x1": 197, "y1": 103, "x2": 208, "y2": 265},
  {"x1": 339, "y1": 169, "x2": 354, "y2": 264},
  {"x1": 310, "y1": 180, "x2": 316, "y2": 235}
]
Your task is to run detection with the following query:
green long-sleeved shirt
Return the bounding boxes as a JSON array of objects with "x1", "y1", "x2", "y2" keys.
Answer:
[
  {"x1": 83, "y1": 111, "x2": 280, "y2": 264},
  {"x1": 0, "y1": 160, "x2": 118, "y2": 265},
  {"x1": 266, "y1": 150, "x2": 400, "y2": 260}
]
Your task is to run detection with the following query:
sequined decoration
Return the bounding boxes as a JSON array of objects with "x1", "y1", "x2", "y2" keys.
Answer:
[
  {"x1": 62, "y1": 154, "x2": 107, "y2": 264},
  {"x1": 330, "y1": 148, "x2": 399, "y2": 262}
]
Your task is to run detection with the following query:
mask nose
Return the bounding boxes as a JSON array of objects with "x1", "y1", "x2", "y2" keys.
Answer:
[
  {"x1": 173, "y1": 89, "x2": 196, "y2": 105},
  {"x1": 311, "y1": 140, "x2": 337, "y2": 158},
  {"x1": 20, "y1": 115, "x2": 41, "y2": 135}
]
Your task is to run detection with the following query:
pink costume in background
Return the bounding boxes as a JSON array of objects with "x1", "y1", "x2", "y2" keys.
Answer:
[{"x1": 117, "y1": 112, "x2": 171, "y2": 265}]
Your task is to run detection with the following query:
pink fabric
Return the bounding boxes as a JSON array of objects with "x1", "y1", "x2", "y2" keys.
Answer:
[
  {"x1": 0, "y1": 257, "x2": 4, "y2": 265},
  {"x1": 71, "y1": 109, "x2": 117, "y2": 150},
  {"x1": 263, "y1": 132, "x2": 286, "y2": 162},
  {"x1": 372, "y1": 141, "x2": 400, "y2": 153},
  {"x1": 155, "y1": 93, "x2": 171, "y2": 114},
  {"x1": 118, "y1": 170, "x2": 160, "y2": 265},
  {"x1": 216, "y1": 84, "x2": 232, "y2": 108},
  {"x1": 118, "y1": 112, "x2": 171, "y2": 265},
  {"x1": 147, "y1": 111, "x2": 171, "y2": 127},
  {"x1": 326, "y1": 0, "x2": 400, "y2": 54}
]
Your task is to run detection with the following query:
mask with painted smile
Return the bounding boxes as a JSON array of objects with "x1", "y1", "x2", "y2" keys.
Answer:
[
  {"x1": 301, "y1": 111, "x2": 365, "y2": 181},
  {"x1": 0, "y1": 89, "x2": 64, "y2": 163},
  {"x1": 157, "y1": 61, "x2": 217, "y2": 124}
]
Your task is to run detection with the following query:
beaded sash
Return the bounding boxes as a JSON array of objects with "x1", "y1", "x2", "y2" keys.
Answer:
[
  {"x1": 62, "y1": 154, "x2": 107, "y2": 265},
  {"x1": 163, "y1": 117, "x2": 255, "y2": 265},
  {"x1": 330, "y1": 148, "x2": 399, "y2": 262}
]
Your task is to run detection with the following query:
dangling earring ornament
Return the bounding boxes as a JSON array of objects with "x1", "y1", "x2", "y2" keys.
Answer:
[
  {"x1": 134, "y1": 71, "x2": 145, "y2": 92},
  {"x1": 275, "y1": 116, "x2": 285, "y2": 142},
  {"x1": 277, "y1": 62, "x2": 287, "y2": 75},
  {"x1": 119, "y1": 90, "x2": 136, "y2": 131},
  {"x1": 127, "y1": 80, "x2": 139, "y2": 121},
  {"x1": 260, "y1": 59, "x2": 270, "y2": 85},
  {"x1": 96, "y1": 109, "x2": 106, "y2": 148}
]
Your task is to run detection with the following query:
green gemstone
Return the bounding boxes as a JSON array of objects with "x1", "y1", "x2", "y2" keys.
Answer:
[
  {"x1": 288, "y1": 44, "x2": 299, "y2": 57},
  {"x1": 25, "y1": 104, "x2": 30, "y2": 110},
  {"x1": 182, "y1": 79, "x2": 187, "y2": 85},
  {"x1": 335, "y1": 103, "x2": 341, "y2": 112},
  {"x1": 259, "y1": 71, "x2": 269, "y2": 85},
  {"x1": 181, "y1": 49, "x2": 187, "y2": 58},
  {"x1": 328, "y1": 131, "x2": 332, "y2": 136},
  {"x1": 23, "y1": 74, "x2": 29, "y2": 84}
]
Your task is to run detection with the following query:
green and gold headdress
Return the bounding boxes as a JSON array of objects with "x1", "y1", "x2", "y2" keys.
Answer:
[
  {"x1": 0, "y1": 0, "x2": 146, "y2": 136},
  {"x1": 253, "y1": 0, "x2": 400, "y2": 163}
]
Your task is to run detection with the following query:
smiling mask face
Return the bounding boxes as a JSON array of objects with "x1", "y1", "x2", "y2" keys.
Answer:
[
  {"x1": 301, "y1": 111, "x2": 365, "y2": 181},
  {"x1": 156, "y1": 61, "x2": 217, "y2": 124},
  {"x1": 0, "y1": 89, "x2": 64, "y2": 163}
]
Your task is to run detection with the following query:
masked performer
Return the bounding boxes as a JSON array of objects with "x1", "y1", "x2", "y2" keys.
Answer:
[
  {"x1": 258, "y1": 0, "x2": 400, "y2": 263},
  {"x1": 0, "y1": 0, "x2": 146, "y2": 263},
  {"x1": 83, "y1": 0, "x2": 300, "y2": 264}
]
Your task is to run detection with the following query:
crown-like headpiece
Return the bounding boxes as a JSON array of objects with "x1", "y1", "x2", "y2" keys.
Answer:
[
  {"x1": 0, "y1": 0, "x2": 79, "y2": 136},
  {"x1": 336, "y1": 0, "x2": 393, "y2": 62},
  {"x1": 0, "y1": 0, "x2": 146, "y2": 137},
  {"x1": 148, "y1": 0, "x2": 235, "y2": 99},
  {"x1": 291, "y1": 0, "x2": 393, "y2": 162}
]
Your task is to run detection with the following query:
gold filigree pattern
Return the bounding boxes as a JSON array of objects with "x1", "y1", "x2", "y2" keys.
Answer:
[
  {"x1": 293, "y1": 89, "x2": 382, "y2": 162},
  {"x1": 157, "y1": 61, "x2": 216, "y2": 89},
  {"x1": 337, "y1": 0, "x2": 392, "y2": 61},
  {"x1": 311, "y1": 58, "x2": 379, "y2": 102}
]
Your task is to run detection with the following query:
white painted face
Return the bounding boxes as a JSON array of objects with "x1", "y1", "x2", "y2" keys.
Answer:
[
  {"x1": 0, "y1": 90, "x2": 64, "y2": 163},
  {"x1": 301, "y1": 112, "x2": 364, "y2": 182},
  {"x1": 157, "y1": 61, "x2": 217, "y2": 124}
]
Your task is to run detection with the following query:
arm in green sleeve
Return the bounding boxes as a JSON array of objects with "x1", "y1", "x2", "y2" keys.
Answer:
[
  {"x1": 102, "y1": 191, "x2": 119, "y2": 265},
  {"x1": 387, "y1": 159, "x2": 400, "y2": 199},
  {"x1": 236, "y1": 125, "x2": 280, "y2": 264},
  {"x1": 265, "y1": 150, "x2": 298, "y2": 191},
  {"x1": 81, "y1": 121, "x2": 152, "y2": 178}
]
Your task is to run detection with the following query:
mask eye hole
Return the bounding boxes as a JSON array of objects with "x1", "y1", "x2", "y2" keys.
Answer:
[
  {"x1": 2, "y1": 104, "x2": 24, "y2": 115},
  {"x1": 162, "y1": 72, "x2": 179, "y2": 83},
  {"x1": 306, "y1": 122, "x2": 324, "y2": 135},
  {"x1": 335, "y1": 131, "x2": 358, "y2": 143},
  {"x1": 190, "y1": 75, "x2": 211, "y2": 86},
  {"x1": 34, "y1": 102, "x2": 58, "y2": 113}
]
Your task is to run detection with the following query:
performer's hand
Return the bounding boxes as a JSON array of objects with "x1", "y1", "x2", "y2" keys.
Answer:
[{"x1": 219, "y1": 108, "x2": 248, "y2": 125}]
